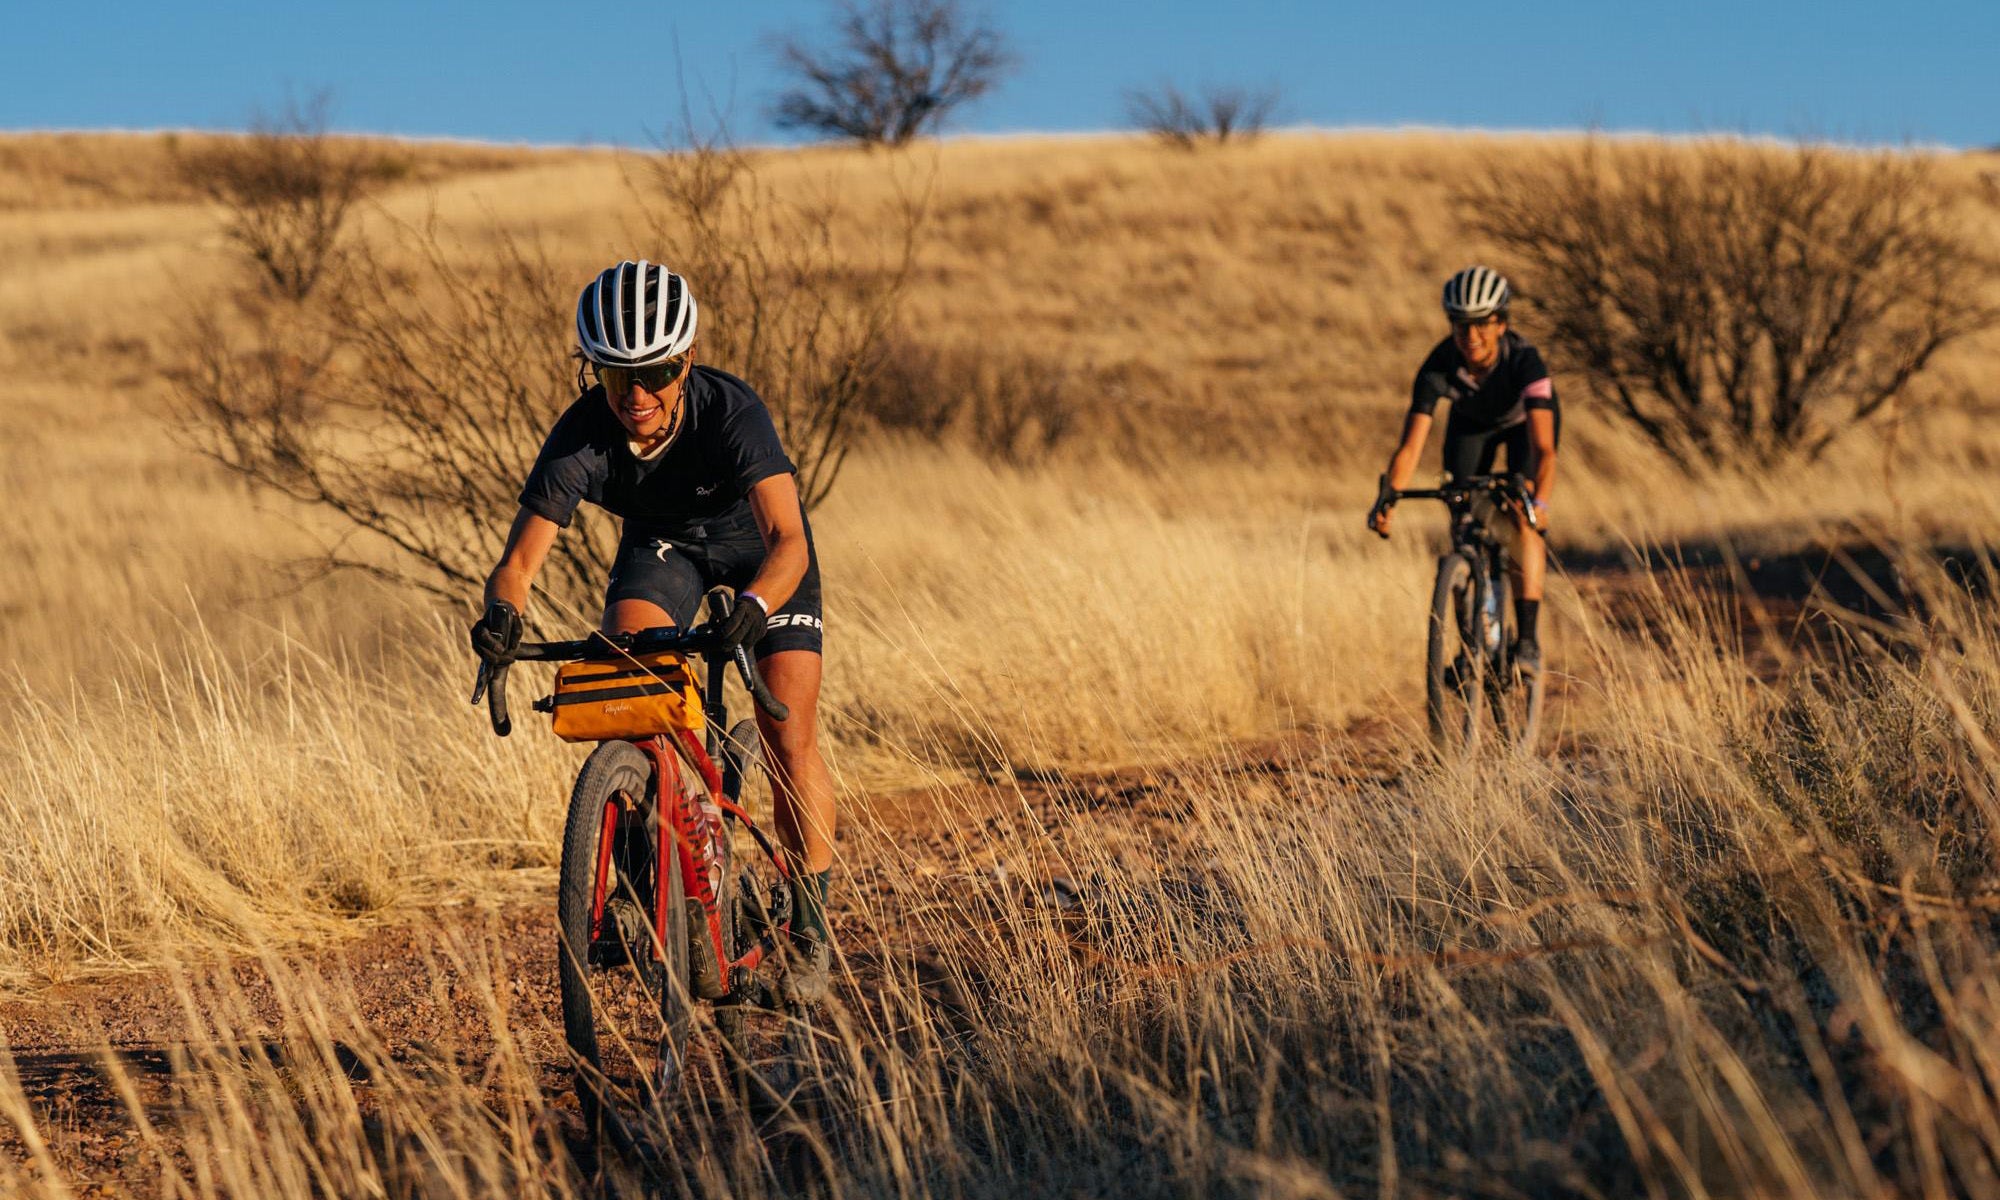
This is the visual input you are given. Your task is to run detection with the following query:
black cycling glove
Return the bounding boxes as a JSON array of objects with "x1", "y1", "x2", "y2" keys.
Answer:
[
  {"x1": 470, "y1": 599, "x2": 523, "y2": 663},
  {"x1": 719, "y1": 594, "x2": 768, "y2": 651}
]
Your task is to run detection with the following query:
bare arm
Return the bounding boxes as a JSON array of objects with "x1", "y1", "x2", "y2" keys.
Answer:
[
  {"x1": 1370, "y1": 411, "x2": 1434, "y2": 535},
  {"x1": 1527, "y1": 409, "x2": 1558, "y2": 504},
  {"x1": 482, "y1": 508, "x2": 562, "y2": 612},
  {"x1": 742, "y1": 473, "x2": 810, "y2": 612},
  {"x1": 1384, "y1": 411, "x2": 1434, "y2": 491}
]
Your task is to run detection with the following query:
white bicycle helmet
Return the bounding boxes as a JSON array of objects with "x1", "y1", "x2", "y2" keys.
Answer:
[
  {"x1": 1441, "y1": 265, "x2": 1511, "y2": 321},
  {"x1": 575, "y1": 260, "x2": 698, "y2": 367}
]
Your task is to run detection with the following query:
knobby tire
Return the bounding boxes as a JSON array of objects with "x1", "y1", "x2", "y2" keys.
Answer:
[
  {"x1": 1427, "y1": 552, "x2": 1482, "y2": 756},
  {"x1": 557, "y1": 739, "x2": 691, "y2": 1132}
]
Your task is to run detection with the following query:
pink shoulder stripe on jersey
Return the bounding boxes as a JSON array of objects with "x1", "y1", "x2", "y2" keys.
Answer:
[{"x1": 1521, "y1": 377, "x2": 1554, "y2": 401}]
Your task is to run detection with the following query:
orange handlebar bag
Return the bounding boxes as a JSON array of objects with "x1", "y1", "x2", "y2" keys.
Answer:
[{"x1": 547, "y1": 651, "x2": 706, "y2": 742}]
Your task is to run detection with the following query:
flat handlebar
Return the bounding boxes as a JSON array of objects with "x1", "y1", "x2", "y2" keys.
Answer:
[{"x1": 471, "y1": 621, "x2": 790, "y2": 738}]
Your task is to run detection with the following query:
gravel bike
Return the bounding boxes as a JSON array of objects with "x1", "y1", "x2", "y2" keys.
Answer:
[
  {"x1": 1371, "y1": 473, "x2": 1545, "y2": 755},
  {"x1": 471, "y1": 590, "x2": 802, "y2": 1130}
]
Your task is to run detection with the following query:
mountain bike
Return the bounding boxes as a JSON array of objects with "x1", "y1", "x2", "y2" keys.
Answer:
[
  {"x1": 1371, "y1": 473, "x2": 1545, "y2": 755},
  {"x1": 471, "y1": 589, "x2": 803, "y2": 1131}
]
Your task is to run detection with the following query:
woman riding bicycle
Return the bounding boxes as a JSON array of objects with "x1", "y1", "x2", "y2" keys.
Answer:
[
  {"x1": 1369, "y1": 266, "x2": 1559, "y2": 676},
  {"x1": 469, "y1": 260, "x2": 836, "y2": 1003}
]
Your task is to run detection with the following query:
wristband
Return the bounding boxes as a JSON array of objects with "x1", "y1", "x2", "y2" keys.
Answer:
[{"x1": 739, "y1": 591, "x2": 770, "y2": 616}]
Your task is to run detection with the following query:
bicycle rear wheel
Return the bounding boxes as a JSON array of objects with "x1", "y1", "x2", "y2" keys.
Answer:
[
  {"x1": 1426, "y1": 552, "x2": 1483, "y2": 755},
  {"x1": 557, "y1": 740, "x2": 691, "y2": 1128},
  {"x1": 1487, "y1": 572, "x2": 1545, "y2": 753}
]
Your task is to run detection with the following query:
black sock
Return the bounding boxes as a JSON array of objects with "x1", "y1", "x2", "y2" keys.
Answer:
[
  {"x1": 1517, "y1": 599, "x2": 1540, "y2": 643},
  {"x1": 793, "y1": 868, "x2": 831, "y2": 948}
]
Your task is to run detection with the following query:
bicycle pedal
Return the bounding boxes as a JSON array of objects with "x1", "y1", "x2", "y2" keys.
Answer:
[
  {"x1": 736, "y1": 869, "x2": 796, "y2": 940},
  {"x1": 727, "y1": 965, "x2": 778, "y2": 1009}
]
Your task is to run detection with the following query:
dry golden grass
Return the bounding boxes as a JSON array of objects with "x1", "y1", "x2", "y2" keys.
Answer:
[
  {"x1": 5, "y1": 129, "x2": 2000, "y2": 1196},
  {"x1": 6, "y1": 555, "x2": 2000, "y2": 1196}
]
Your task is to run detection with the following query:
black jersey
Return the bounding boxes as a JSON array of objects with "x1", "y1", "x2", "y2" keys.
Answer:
[
  {"x1": 518, "y1": 365, "x2": 795, "y2": 541},
  {"x1": 1408, "y1": 331, "x2": 1557, "y2": 432}
]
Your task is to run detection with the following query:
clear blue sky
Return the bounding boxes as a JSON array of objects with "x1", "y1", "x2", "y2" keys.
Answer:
[{"x1": 5, "y1": 1, "x2": 1994, "y2": 148}]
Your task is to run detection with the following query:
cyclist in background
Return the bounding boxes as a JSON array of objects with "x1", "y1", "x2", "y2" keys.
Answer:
[
  {"x1": 1369, "y1": 266, "x2": 1559, "y2": 676},
  {"x1": 468, "y1": 260, "x2": 836, "y2": 1003}
]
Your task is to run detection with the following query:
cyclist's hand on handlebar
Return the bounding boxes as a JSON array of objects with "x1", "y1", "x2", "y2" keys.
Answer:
[
  {"x1": 1526, "y1": 497, "x2": 1550, "y2": 534},
  {"x1": 1368, "y1": 504, "x2": 1394, "y2": 538},
  {"x1": 717, "y1": 594, "x2": 767, "y2": 652},
  {"x1": 1368, "y1": 473, "x2": 1398, "y2": 539},
  {"x1": 470, "y1": 599, "x2": 523, "y2": 664}
]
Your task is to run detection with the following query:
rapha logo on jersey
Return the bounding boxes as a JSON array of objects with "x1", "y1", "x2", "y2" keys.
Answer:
[
  {"x1": 693, "y1": 483, "x2": 717, "y2": 497},
  {"x1": 651, "y1": 539, "x2": 674, "y2": 561},
  {"x1": 766, "y1": 613, "x2": 823, "y2": 630}
]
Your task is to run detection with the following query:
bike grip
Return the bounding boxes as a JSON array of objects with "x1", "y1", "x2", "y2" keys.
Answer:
[
  {"x1": 734, "y1": 645, "x2": 790, "y2": 722},
  {"x1": 487, "y1": 662, "x2": 513, "y2": 737},
  {"x1": 1369, "y1": 474, "x2": 1397, "y2": 539}
]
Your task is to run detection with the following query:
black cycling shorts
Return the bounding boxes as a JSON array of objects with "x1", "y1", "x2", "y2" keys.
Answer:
[
  {"x1": 604, "y1": 525, "x2": 824, "y2": 657},
  {"x1": 1443, "y1": 411, "x2": 1561, "y2": 481}
]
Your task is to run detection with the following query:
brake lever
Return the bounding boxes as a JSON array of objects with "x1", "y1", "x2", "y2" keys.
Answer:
[
  {"x1": 734, "y1": 645, "x2": 791, "y2": 722},
  {"x1": 471, "y1": 659, "x2": 513, "y2": 737}
]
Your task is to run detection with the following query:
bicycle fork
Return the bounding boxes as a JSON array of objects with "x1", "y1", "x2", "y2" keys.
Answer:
[
  {"x1": 1477, "y1": 558, "x2": 1504, "y2": 658},
  {"x1": 638, "y1": 734, "x2": 730, "y2": 999}
]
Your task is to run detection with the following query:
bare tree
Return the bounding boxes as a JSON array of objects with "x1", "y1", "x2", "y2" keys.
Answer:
[
  {"x1": 172, "y1": 121, "x2": 931, "y2": 615},
  {"x1": 172, "y1": 226, "x2": 615, "y2": 620},
  {"x1": 174, "y1": 94, "x2": 376, "y2": 301},
  {"x1": 1126, "y1": 82, "x2": 1280, "y2": 150},
  {"x1": 1467, "y1": 140, "x2": 1999, "y2": 464},
  {"x1": 640, "y1": 133, "x2": 930, "y2": 507},
  {"x1": 770, "y1": 0, "x2": 1014, "y2": 146}
]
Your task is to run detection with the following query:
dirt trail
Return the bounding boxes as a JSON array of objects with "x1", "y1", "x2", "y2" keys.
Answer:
[{"x1": 0, "y1": 727, "x2": 1406, "y2": 1192}]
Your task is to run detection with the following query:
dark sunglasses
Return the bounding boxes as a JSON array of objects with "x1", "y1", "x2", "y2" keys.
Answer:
[
  {"x1": 594, "y1": 357, "x2": 689, "y2": 395},
  {"x1": 1451, "y1": 315, "x2": 1505, "y2": 334}
]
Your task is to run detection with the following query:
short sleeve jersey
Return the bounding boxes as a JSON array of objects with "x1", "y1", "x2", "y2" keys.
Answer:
[
  {"x1": 1408, "y1": 331, "x2": 1557, "y2": 432},
  {"x1": 519, "y1": 365, "x2": 795, "y2": 540}
]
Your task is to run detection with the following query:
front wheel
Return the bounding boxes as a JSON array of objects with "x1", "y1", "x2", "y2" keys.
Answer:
[
  {"x1": 1426, "y1": 552, "x2": 1483, "y2": 756},
  {"x1": 556, "y1": 740, "x2": 691, "y2": 1129}
]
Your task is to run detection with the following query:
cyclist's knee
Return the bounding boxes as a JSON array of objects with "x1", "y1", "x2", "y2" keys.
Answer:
[
  {"x1": 760, "y1": 706, "x2": 820, "y2": 761},
  {"x1": 602, "y1": 598, "x2": 674, "y2": 635}
]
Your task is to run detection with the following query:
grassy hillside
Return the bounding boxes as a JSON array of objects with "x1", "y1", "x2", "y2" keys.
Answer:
[
  {"x1": 5, "y1": 129, "x2": 2000, "y2": 1198},
  {"x1": 4, "y1": 129, "x2": 1998, "y2": 961}
]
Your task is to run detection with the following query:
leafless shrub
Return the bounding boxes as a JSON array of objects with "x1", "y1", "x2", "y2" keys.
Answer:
[
  {"x1": 770, "y1": 0, "x2": 1015, "y2": 146},
  {"x1": 171, "y1": 122, "x2": 927, "y2": 615},
  {"x1": 640, "y1": 134, "x2": 930, "y2": 506},
  {"x1": 1467, "y1": 139, "x2": 2000, "y2": 464},
  {"x1": 172, "y1": 228, "x2": 614, "y2": 619},
  {"x1": 863, "y1": 333, "x2": 1079, "y2": 464},
  {"x1": 1125, "y1": 82, "x2": 1280, "y2": 150},
  {"x1": 173, "y1": 95, "x2": 378, "y2": 301}
]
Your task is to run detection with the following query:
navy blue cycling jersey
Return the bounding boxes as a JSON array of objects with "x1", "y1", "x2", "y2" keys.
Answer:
[
  {"x1": 519, "y1": 365, "x2": 794, "y2": 540},
  {"x1": 1408, "y1": 331, "x2": 1557, "y2": 432}
]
